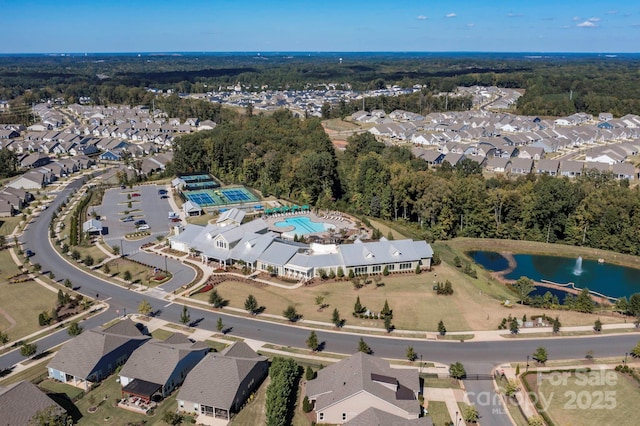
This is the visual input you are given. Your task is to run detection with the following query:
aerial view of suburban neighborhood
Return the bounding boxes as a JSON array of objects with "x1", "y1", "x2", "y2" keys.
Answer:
[{"x1": 2, "y1": 2, "x2": 640, "y2": 426}]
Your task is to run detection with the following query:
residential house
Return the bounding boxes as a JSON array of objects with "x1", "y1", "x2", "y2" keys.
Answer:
[
  {"x1": 485, "y1": 157, "x2": 511, "y2": 173},
  {"x1": 611, "y1": 162, "x2": 636, "y2": 180},
  {"x1": 177, "y1": 342, "x2": 268, "y2": 421},
  {"x1": 119, "y1": 333, "x2": 209, "y2": 401},
  {"x1": 518, "y1": 146, "x2": 545, "y2": 161},
  {"x1": 414, "y1": 149, "x2": 445, "y2": 166},
  {"x1": 345, "y1": 407, "x2": 433, "y2": 426},
  {"x1": 47, "y1": 319, "x2": 150, "y2": 390},
  {"x1": 560, "y1": 160, "x2": 584, "y2": 178},
  {"x1": 0, "y1": 199, "x2": 14, "y2": 217},
  {"x1": 441, "y1": 153, "x2": 465, "y2": 167},
  {"x1": 306, "y1": 352, "x2": 423, "y2": 424},
  {"x1": 0, "y1": 381, "x2": 66, "y2": 425},
  {"x1": 509, "y1": 158, "x2": 534, "y2": 175},
  {"x1": 536, "y1": 159, "x2": 560, "y2": 176},
  {"x1": 99, "y1": 150, "x2": 123, "y2": 161},
  {"x1": 7, "y1": 170, "x2": 46, "y2": 190},
  {"x1": 20, "y1": 152, "x2": 50, "y2": 168}
]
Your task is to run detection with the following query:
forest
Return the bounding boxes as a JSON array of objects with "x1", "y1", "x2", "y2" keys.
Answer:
[
  {"x1": 172, "y1": 111, "x2": 640, "y2": 256},
  {"x1": 1, "y1": 53, "x2": 640, "y2": 118}
]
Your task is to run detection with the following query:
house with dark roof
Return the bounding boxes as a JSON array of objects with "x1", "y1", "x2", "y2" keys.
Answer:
[
  {"x1": 560, "y1": 160, "x2": 584, "y2": 178},
  {"x1": 177, "y1": 342, "x2": 268, "y2": 421},
  {"x1": 536, "y1": 159, "x2": 560, "y2": 176},
  {"x1": 47, "y1": 319, "x2": 150, "y2": 390},
  {"x1": 0, "y1": 381, "x2": 66, "y2": 425},
  {"x1": 509, "y1": 158, "x2": 534, "y2": 175},
  {"x1": 119, "y1": 333, "x2": 209, "y2": 401},
  {"x1": 345, "y1": 407, "x2": 433, "y2": 426},
  {"x1": 306, "y1": 352, "x2": 424, "y2": 424}
]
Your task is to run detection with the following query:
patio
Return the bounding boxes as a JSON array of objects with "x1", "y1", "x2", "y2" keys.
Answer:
[{"x1": 118, "y1": 396, "x2": 156, "y2": 414}]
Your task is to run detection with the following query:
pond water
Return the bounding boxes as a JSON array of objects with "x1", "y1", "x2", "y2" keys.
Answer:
[{"x1": 469, "y1": 251, "x2": 640, "y2": 299}]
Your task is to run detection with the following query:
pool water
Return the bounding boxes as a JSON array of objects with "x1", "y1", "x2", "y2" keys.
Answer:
[{"x1": 274, "y1": 217, "x2": 334, "y2": 235}]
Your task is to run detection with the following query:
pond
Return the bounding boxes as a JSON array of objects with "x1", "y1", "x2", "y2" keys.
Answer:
[{"x1": 469, "y1": 251, "x2": 640, "y2": 299}]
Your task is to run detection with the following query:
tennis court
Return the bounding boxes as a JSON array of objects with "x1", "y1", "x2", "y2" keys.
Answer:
[
  {"x1": 181, "y1": 173, "x2": 214, "y2": 183},
  {"x1": 181, "y1": 185, "x2": 258, "y2": 208},
  {"x1": 219, "y1": 188, "x2": 258, "y2": 203}
]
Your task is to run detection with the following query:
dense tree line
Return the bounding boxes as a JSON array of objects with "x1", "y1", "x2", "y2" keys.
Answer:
[
  {"x1": 265, "y1": 357, "x2": 301, "y2": 426},
  {"x1": 174, "y1": 123, "x2": 640, "y2": 255},
  {"x1": 2, "y1": 54, "x2": 640, "y2": 118}
]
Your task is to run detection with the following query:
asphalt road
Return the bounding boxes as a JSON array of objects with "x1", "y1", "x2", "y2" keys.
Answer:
[{"x1": 7, "y1": 176, "x2": 640, "y2": 424}]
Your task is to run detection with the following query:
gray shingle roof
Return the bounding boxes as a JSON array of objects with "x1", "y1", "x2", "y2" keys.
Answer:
[
  {"x1": 339, "y1": 239, "x2": 433, "y2": 268},
  {"x1": 47, "y1": 319, "x2": 148, "y2": 379},
  {"x1": 177, "y1": 342, "x2": 267, "y2": 410},
  {"x1": 306, "y1": 352, "x2": 420, "y2": 416},
  {"x1": 345, "y1": 407, "x2": 434, "y2": 426},
  {"x1": 0, "y1": 381, "x2": 63, "y2": 426},
  {"x1": 119, "y1": 336, "x2": 208, "y2": 387}
]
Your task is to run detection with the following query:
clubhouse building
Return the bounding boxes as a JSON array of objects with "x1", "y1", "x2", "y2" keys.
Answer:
[{"x1": 169, "y1": 212, "x2": 433, "y2": 280}]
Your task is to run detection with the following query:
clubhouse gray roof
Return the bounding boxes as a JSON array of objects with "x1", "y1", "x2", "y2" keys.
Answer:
[
  {"x1": 339, "y1": 239, "x2": 433, "y2": 267},
  {"x1": 119, "y1": 334, "x2": 208, "y2": 387},
  {"x1": 255, "y1": 240, "x2": 301, "y2": 265},
  {"x1": 0, "y1": 381, "x2": 64, "y2": 426},
  {"x1": 286, "y1": 251, "x2": 343, "y2": 271},
  {"x1": 217, "y1": 207, "x2": 245, "y2": 225},
  {"x1": 230, "y1": 232, "x2": 278, "y2": 263},
  {"x1": 177, "y1": 342, "x2": 267, "y2": 410},
  {"x1": 47, "y1": 319, "x2": 149, "y2": 380}
]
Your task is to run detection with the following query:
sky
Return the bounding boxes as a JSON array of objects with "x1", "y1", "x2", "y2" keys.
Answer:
[{"x1": 2, "y1": 0, "x2": 639, "y2": 53}]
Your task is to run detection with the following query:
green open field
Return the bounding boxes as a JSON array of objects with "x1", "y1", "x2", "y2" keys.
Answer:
[
  {"x1": 0, "y1": 277, "x2": 57, "y2": 341},
  {"x1": 532, "y1": 370, "x2": 640, "y2": 426},
  {"x1": 0, "y1": 216, "x2": 21, "y2": 236},
  {"x1": 425, "y1": 400, "x2": 451, "y2": 426},
  {"x1": 192, "y1": 255, "x2": 624, "y2": 332}
]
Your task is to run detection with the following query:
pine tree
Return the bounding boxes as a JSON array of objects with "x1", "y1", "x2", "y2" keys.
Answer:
[
  {"x1": 245, "y1": 294, "x2": 258, "y2": 314},
  {"x1": 332, "y1": 308, "x2": 342, "y2": 328},
  {"x1": 209, "y1": 289, "x2": 224, "y2": 308},
  {"x1": 354, "y1": 296, "x2": 363, "y2": 314},
  {"x1": 180, "y1": 305, "x2": 190, "y2": 326},
  {"x1": 438, "y1": 320, "x2": 447, "y2": 336},
  {"x1": 406, "y1": 346, "x2": 417, "y2": 362},
  {"x1": 358, "y1": 337, "x2": 372, "y2": 354},
  {"x1": 306, "y1": 331, "x2": 319, "y2": 351},
  {"x1": 384, "y1": 315, "x2": 393, "y2": 333},
  {"x1": 216, "y1": 317, "x2": 224, "y2": 333}
]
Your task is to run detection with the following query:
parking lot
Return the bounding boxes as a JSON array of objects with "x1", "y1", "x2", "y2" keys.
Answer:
[
  {"x1": 95, "y1": 183, "x2": 193, "y2": 292},
  {"x1": 96, "y1": 183, "x2": 182, "y2": 254}
]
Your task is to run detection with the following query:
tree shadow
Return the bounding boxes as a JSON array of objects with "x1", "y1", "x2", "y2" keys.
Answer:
[
  {"x1": 150, "y1": 309, "x2": 162, "y2": 317},
  {"x1": 47, "y1": 392, "x2": 83, "y2": 423},
  {"x1": 0, "y1": 366, "x2": 15, "y2": 378},
  {"x1": 189, "y1": 318, "x2": 204, "y2": 328},
  {"x1": 255, "y1": 306, "x2": 266, "y2": 315},
  {"x1": 317, "y1": 341, "x2": 326, "y2": 352},
  {"x1": 222, "y1": 326, "x2": 233, "y2": 335}
]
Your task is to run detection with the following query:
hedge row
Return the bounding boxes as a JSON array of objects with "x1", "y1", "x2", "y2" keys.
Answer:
[{"x1": 265, "y1": 357, "x2": 301, "y2": 426}]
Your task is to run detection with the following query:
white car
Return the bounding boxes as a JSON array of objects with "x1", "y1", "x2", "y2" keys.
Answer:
[{"x1": 137, "y1": 224, "x2": 150, "y2": 231}]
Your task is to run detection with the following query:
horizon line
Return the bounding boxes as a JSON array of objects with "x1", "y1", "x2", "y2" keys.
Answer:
[{"x1": 0, "y1": 50, "x2": 638, "y2": 55}]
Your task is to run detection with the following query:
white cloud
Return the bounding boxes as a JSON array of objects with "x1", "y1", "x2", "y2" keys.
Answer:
[
  {"x1": 577, "y1": 20, "x2": 597, "y2": 28},
  {"x1": 416, "y1": 15, "x2": 427, "y2": 20},
  {"x1": 573, "y1": 16, "x2": 581, "y2": 21},
  {"x1": 507, "y1": 12, "x2": 523, "y2": 18},
  {"x1": 445, "y1": 13, "x2": 457, "y2": 18},
  {"x1": 588, "y1": 17, "x2": 601, "y2": 22}
]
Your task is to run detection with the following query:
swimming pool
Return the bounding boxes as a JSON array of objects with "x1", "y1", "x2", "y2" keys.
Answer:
[{"x1": 274, "y1": 217, "x2": 334, "y2": 235}]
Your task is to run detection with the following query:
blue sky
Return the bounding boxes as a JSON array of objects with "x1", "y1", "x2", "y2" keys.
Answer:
[{"x1": 3, "y1": 0, "x2": 639, "y2": 53}]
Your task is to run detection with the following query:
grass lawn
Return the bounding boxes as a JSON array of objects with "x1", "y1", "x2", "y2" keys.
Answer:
[
  {"x1": 0, "y1": 216, "x2": 21, "y2": 236},
  {"x1": 533, "y1": 370, "x2": 640, "y2": 426},
  {"x1": 39, "y1": 378, "x2": 85, "y2": 401},
  {"x1": 185, "y1": 214, "x2": 214, "y2": 226},
  {"x1": 193, "y1": 272, "x2": 474, "y2": 331},
  {"x1": 0, "y1": 249, "x2": 23, "y2": 280},
  {"x1": 0, "y1": 278, "x2": 57, "y2": 341},
  {"x1": 422, "y1": 377, "x2": 461, "y2": 389},
  {"x1": 73, "y1": 374, "x2": 188, "y2": 426},
  {"x1": 102, "y1": 257, "x2": 151, "y2": 286},
  {"x1": 151, "y1": 328, "x2": 175, "y2": 341},
  {"x1": 367, "y1": 218, "x2": 408, "y2": 240},
  {"x1": 425, "y1": 400, "x2": 451, "y2": 426},
  {"x1": 0, "y1": 359, "x2": 49, "y2": 386}
]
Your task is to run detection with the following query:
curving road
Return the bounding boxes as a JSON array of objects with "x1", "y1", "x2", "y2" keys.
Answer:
[{"x1": 6, "y1": 176, "x2": 640, "y2": 425}]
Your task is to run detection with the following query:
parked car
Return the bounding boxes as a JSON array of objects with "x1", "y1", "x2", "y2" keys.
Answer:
[
  {"x1": 132, "y1": 193, "x2": 141, "y2": 197},
  {"x1": 134, "y1": 220, "x2": 146, "y2": 226},
  {"x1": 122, "y1": 216, "x2": 134, "y2": 222},
  {"x1": 137, "y1": 224, "x2": 150, "y2": 231},
  {"x1": 25, "y1": 249, "x2": 34, "y2": 257},
  {"x1": 170, "y1": 217, "x2": 181, "y2": 223},
  {"x1": 158, "y1": 189, "x2": 167, "y2": 195}
]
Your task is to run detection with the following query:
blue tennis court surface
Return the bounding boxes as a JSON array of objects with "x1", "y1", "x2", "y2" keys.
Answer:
[
  {"x1": 186, "y1": 192, "x2": 215, "y2": 205},
  {"x1": 220, "y1": 188, "x2": 255, "y2": 202}
]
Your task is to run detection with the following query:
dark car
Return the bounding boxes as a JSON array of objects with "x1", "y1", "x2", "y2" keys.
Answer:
[
  {"x1": 132, "y1": 192, "x2": 141, "y2": 197},
  {"x1": 122, "y1": 216, "x2": 134, "y2": 222},
  {"x1": 25, "y1": 249, "x2": 34, "y2": 257},
  {"x1": 170, "y1": 217, "x2": 181, "y2": 223},
  {"x1": 158, "y1": 189, "x2": 167, "y2": 195},
  {"x1": 134, "y1": 219, "x2": 146, "y2": 226}
]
